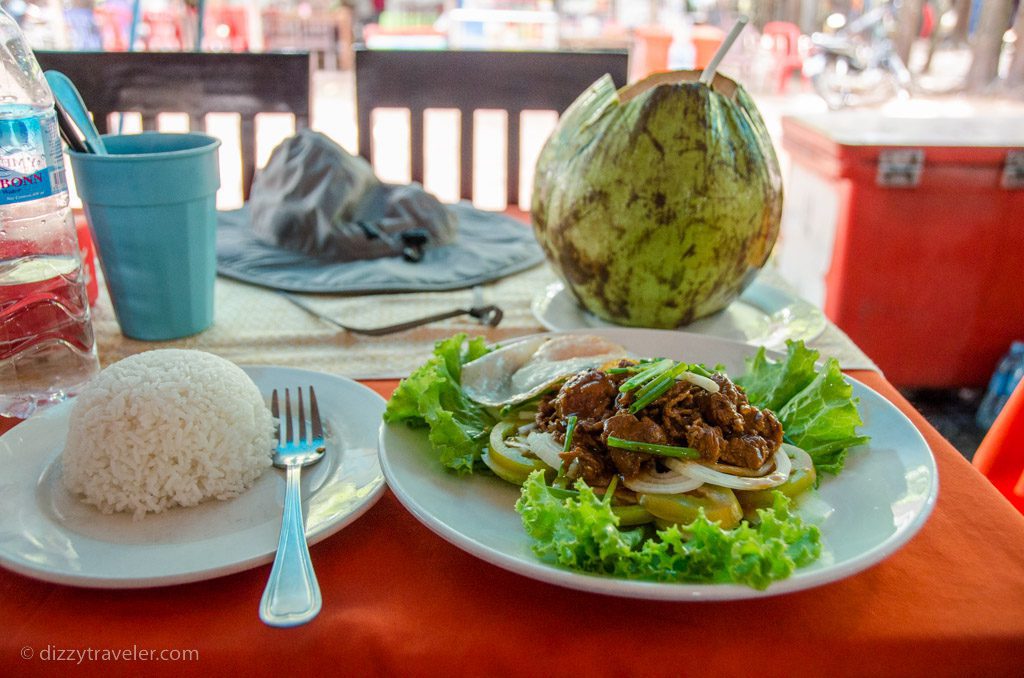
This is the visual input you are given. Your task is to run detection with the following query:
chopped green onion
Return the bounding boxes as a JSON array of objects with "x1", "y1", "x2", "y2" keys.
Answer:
[
  {"x1": 548, "y1": 478, "x2": 619, "y2": 504},
  {"x1": 687, "y1": 363, "x2": 714, "y2": 378},
  {"x1": 545, "y1": 486, "x2": 579, "y2": 499},
  {"x1": 628, "y1": 362, "x2": 691, "y2": 413},
  {"x1": 562, "y1": 414, "x2": 578, "y2": 452},
  {"x1": 606, "y1": 436, "x2": 701, "y2": 459},
  {"x1": 607, "y1": 357, "x2": 664, "y2": 374},
  {"x1": 619, "y1": 358, "x2": 673, "y2": 393},
  {"x1": 602, "y1": 475, "x2": 619, "y2": 505},
  {"x1": 553, "y1": 414, "x2": 579, "y2": 488},
  {"x1": 628, "y1": 377, "x2": 671, "y2": 413}
]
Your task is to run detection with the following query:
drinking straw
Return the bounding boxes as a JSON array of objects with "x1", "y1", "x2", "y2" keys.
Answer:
[{"x1": 699, "y1": 16, "x2": 749, "y2": 85}]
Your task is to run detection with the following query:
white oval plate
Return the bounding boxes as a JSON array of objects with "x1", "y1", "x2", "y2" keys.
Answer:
[
  {"x1": 379, "y1": 328, "x2": 938, "y2": 600},
  {"x1": 0, "y1": 366, "x2": 386, "y2": 589},
  {"x1": 532, "y1": 279, "x2": 827, "y2": 350}
]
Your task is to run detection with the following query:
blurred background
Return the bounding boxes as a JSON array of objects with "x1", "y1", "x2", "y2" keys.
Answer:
[{"x1": 5, "y1": 1, "x2": 1021, "y2": 97}]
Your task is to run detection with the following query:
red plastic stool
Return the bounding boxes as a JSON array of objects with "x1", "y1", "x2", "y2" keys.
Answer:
[
  {"x1": 973, "y1": 376, "x2": 1024, "y2": 514},
  {"x1": 762, "y1": 21, "x2": 804, "y2": 93}
]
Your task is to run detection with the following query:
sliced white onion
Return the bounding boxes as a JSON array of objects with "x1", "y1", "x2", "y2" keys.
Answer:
[
  {"x1": 704, "y1": 457, "x2": 775, "y2": 478},
  {"x1": 680, "y1": 371, "x2": 720, "y2": 394},
  {"x1": 622, "y1": 468, "x2": 704, "y2": 494},
  {"x1": 517, "y1": 421, "x2": 537, "y2": 434},
  {"x1": 782, "y1": 443, "x2": 814, "y2": 473},
  {"x1": 525, "y1": 430, "x2": 563, "y2": 470},
  {"x1": 665, "y1": 446, "x2": 792, "y2": 490}
]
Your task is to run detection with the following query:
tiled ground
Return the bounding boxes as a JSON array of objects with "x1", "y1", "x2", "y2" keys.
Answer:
[{"x1": 901, "y1": 388, "x2": 987, "y2": 461}]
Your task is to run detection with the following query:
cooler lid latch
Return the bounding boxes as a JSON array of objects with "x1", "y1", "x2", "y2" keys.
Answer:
[
  {"x1": 1002, "y1": 150, "x2": 1024, "y2": 190},
  {"x1": 877, "y1": 149, "x2": 924, "y2": 188}
]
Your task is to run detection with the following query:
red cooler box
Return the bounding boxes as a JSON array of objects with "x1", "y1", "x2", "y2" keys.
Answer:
[{"x1": 778, "y1": 112, "x2": 1024, "y2": 388}]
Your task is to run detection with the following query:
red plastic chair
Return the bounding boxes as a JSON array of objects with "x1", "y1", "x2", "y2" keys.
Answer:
[
  {"x1": 205, "y1": 6, "x2": 249, "y2": 52},
  {"x1": 973, "y1": 376, "x2": 1024, "y2": 514},
  {"x1": 142, "y1": 11, "x2": 183, "y2": 51},
  {"x1": 93, "y1": 5, "x2": 131, "y2": 51},
  {"x1": 762, "y1": 21, "x2": 804, "y2": 93}
]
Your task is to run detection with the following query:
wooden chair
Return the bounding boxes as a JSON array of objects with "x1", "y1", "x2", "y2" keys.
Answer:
[
  {"x1": 355, "y1": 48, "x2": 630, "y2": 207},
  {"x1": 35, "y1": 51, "x2": 313, "y2": 200}
]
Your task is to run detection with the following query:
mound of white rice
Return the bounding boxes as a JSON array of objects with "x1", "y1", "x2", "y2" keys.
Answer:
[{"x1": 62, "y1": 349, "x2": 274, "y2": 518}]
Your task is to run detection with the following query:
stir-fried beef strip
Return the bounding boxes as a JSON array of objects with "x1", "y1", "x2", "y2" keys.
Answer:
[
  {"x1": 552, "y1": 369, "x2": 619, "y2": 423},
  {"x1": 601, "y1": 413, "x2": 659, "y2": 478},
  {"x1": 561, "y1": 445, "x2": 612, "y2": 487},
  {"x1": 536, "y1": 366, "x2": 782, "y2": 486}
]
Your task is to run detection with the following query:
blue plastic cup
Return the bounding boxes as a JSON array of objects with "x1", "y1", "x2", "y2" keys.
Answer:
[{"x1": 69, "y1": 132, "x2": 221, "y2": 341}]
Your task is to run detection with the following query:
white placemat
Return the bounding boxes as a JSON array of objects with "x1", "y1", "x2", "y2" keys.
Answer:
[{"x1": 92, "y1": 264, "x2": 878, "y2": 378}]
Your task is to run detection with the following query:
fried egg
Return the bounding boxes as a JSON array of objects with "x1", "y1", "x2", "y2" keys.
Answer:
[{"x1": 461, "y1": 334, "x2": 628, "y2": 407}]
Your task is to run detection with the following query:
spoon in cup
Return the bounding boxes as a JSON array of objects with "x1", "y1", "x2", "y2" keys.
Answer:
[{"x1": 44, "y1": 70, "x2": 107, "y2": 155}]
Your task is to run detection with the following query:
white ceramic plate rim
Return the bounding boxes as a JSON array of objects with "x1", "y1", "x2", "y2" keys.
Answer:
[
  {"x1": 0, "y1": 366, "x2": 386, "y2": 589},
  {"x1": 378, "y1": 328, "x2": 939, "y2": 601}
]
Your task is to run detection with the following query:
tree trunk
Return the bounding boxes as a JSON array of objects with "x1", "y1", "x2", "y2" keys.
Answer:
[
  {"x1": 952, "y1": 0, "x2": 972, "y2": 43},
  {"x1": 965, "y1": 0, "x2": 1013, "y2": 91},
  {"x1": 1005, "y1": 5, "x2": 1024, "y2": 88},
  {"x1": 895, "y1": 0, "x2": 924, "y2": 66}
]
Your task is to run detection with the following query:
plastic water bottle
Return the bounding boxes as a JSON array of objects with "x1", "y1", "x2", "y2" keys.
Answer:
[
  {"x1": 0, "y1": 8, "x2": 99, "y2": 418},
  {"x1": 976, "y1": 341, "x2": 1024, "y2": 430}
]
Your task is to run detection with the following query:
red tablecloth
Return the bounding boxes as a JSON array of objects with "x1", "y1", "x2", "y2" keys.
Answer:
[{"x1": 1, "y1": 371, "x2": 1022, "y2": 676}]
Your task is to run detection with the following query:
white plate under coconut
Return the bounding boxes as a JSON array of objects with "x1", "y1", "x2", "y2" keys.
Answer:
[
  {"x1": 378, "y1": 328, "x2": 939, "y2": 601},
  {"x1": 532, "y1": 279, "x2": 827, "y2": 350},
  {"x1": 0, "y1": 366, "x2": 386, "y2": 588}
]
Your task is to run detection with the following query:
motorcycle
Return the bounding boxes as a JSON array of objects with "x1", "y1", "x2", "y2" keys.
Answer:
[{"x1": 803, "y1": 6, "x2": 914, "y2": 109}]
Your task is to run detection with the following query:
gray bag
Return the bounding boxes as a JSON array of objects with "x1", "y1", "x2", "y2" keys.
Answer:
[{"x1": 249, "y1": 130, "x2": 457, "y2": 262}]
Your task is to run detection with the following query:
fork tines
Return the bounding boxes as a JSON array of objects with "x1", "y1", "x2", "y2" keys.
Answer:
[
  {"x1": 308, "y1": 386, "x2": 323, "y2": 442},
  {"x1": 270, "y1": 386, "x2": 324, "y2": 448}
]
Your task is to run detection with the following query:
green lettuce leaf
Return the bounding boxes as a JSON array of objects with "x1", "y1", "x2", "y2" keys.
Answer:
[
  {"x1": 384, "y1": 334, "x2": 494, "y2": 473},
  {"x1": 735, "y1": 341, "x2": 819, "y2": 412},
  {"x1": 776, "y1": 357, "x2": 871, "y2": 475},
  {"x1": 515, "y1": 471, "x2": 820, "y2": 590},
  {"x1": 737, "y1": 340, "x2": 869, "y2": 476}
]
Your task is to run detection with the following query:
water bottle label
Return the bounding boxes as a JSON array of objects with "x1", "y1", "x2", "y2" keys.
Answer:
[{"x1": 0, "y1": 115, "x2": 56, "y2": 205}]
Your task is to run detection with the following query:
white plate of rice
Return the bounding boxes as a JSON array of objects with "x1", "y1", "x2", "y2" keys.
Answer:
[{"x1": 0, "y1": 363, "x2": 386, "y2": 589}]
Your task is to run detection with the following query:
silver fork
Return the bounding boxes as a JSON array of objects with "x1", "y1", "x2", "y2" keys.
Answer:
[{"x1": 259, "y1": 386, "x2": 326, "y2": 628}]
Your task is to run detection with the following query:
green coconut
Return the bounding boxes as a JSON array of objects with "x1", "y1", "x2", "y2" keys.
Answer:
[{"x1": 531, "y1": 70, "x2": 782, "y2": 328}]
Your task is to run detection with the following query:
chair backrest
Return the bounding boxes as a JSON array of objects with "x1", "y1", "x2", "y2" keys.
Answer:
[
  {"x1": 35, "y1": 50, "x2": 313, "y2": 200},
  {"x1": 355, "y1": 48, "x2": 630, "y2": 206},
  {"x1": 974, "y1": 375, "x2": 1024, "y2": 514}
]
